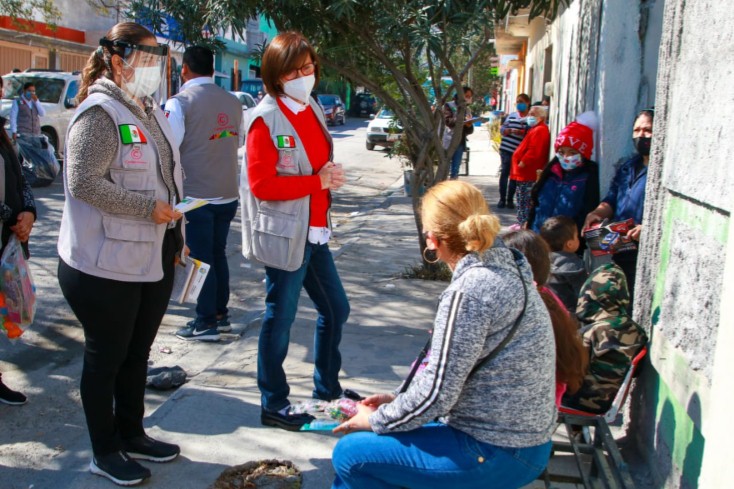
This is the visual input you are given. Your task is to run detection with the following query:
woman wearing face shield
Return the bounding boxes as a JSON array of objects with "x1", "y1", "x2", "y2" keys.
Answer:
[
  {"x1": 240, "y1": 31, "x2": 350, "y2": 431},
  {"x1": 584, "y1": 109, "x2": 654, "y2": 296},
  {"x1": 57, "y1": 22, "x2": 185, "y2": 486}
]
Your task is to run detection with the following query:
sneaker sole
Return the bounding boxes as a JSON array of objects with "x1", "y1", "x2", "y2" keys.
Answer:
[
  {"x1": 125, "y1": 451, "x2": 179, "y2": 463},
  {"x1": 260, "y1": 415, "x2": 307, "y2": 432},
  {"x1": 217, "y1": 325, "x2": 232, "y2": 333},
  {"x1": 0, "y1": 397, "x2": 28, "y2": 406},
  {"x1": 89, "y1": 461, "x2": 147, "y2": 486},
  {"x1": 175, "y1": 333, "x2": 220, "y2": 342}
]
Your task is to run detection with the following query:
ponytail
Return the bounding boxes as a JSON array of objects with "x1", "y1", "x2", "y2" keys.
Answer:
[{"x1": 78, "y1": 48, "x2": 109, "y2": 103}]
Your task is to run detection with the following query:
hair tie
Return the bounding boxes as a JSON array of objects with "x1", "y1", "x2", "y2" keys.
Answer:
[{"x1": 95, "y1": 46, "x2": 104, "y2": 58}]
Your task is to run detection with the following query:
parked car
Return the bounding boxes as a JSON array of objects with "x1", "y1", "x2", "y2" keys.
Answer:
[
  {"x1": 1, "y1": 70, "x2": 80, "y2": 159},
  {"x1": 230, "y1": 91, "x2": 257, "y2": 134},
  {"x1": 316, "y1": 94, "x2": 346, "y2": 125},
  {"x1": 351, "y1": 92, "x2": 378, "y2": 117},
  {"x1": 366, "y1": 107, "x2": 403, "y2": 151}
]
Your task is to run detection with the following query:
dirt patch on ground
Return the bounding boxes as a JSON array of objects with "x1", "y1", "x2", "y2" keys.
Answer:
[{"x1": 210, "y1": 459, "x2": 302, "y2": 489}]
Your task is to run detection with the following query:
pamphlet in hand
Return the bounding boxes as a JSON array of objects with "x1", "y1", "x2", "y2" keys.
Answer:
[
  {"x1": 174, "y1": 197, "x2": 221, "y2": 214},
  {"x1": 171, "y1": 258, "x2": 211, "y2": 303},
  {"x1": 583, "y1": 218, "x2": 638, "y2": 257}
]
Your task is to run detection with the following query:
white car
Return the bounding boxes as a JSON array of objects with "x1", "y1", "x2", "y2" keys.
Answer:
[
  {"x1": 230, "y1": 91, "x2": 257, "y2": 133},
  {"x1": 366, "y1": 107, "x2": 403, "y2": 150},
  {"x1": 1, "y1": 70, "x2": 80, "y2": 159}
]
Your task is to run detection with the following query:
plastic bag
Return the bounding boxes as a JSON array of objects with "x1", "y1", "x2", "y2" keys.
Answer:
[
  {"x1": 16, "y1": 134, "x2": 60, "y2": 187},
  {"x1": 0, "y1": 236, "x2": 36, "y2": 337}
]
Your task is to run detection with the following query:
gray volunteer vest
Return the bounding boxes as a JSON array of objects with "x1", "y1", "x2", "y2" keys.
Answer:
[
  {"x1": 240, "y1": 95, "x2": 332, "y2": 271},
  {"x1": 16, "y1": 99, "x2": 41, "y2": 135},
  {"x1": 172, "y1": 83, "x2": 242, "y2": 199},
  {"x1": 58, "y1": 92, "x2": 185, "y2": 282}
]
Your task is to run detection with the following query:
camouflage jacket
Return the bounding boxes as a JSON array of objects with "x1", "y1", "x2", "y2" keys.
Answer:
[{"x1": 563, "y1": 263, "x2": 648, "y2": 413}]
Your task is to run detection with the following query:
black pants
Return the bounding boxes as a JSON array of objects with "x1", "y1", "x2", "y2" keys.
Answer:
[
  {"x1": 58, "y1": 231, "x2": 177, "y2": 455},
  {"x1": 612, "y1": 249, "x2": 639, "y2": 300},
  {"x1": 499, "y1": 150, "x2": 517, "y2": 203}
]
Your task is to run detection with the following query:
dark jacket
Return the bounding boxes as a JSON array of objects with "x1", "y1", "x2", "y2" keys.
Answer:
[
  {"x1": 602, "y1": 154, "x2": 647, "y2": 224},
  {"x1": 529, "y1": 158, "x2": 600, "y2": 234},
  {"x1": 0, "y1": 140, "x2": 36, "y2": 257},
  {"x1": 547, "y1": 251, "x2": 588, "y2": 313}
]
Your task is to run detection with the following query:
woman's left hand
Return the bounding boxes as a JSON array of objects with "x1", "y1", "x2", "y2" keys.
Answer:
[
  {"x1": 10, "y1": 212, "x2": 34, "y2": 242},
  {"x1": 333, "y1": 402, "x2": 375, "y2": 434}
]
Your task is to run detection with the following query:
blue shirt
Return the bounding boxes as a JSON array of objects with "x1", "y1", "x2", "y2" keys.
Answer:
[{"x1": 602, "y1": 154, "x2": 648, "y2": 224}]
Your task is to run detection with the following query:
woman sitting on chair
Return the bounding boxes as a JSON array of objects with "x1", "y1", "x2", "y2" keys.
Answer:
[{"x1": 330, "y1": 180, "x2": 557, "y2": 489}]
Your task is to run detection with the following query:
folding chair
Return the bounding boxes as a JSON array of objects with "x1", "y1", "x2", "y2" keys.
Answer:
[{"x1": 541, "y1": 346, "x2": 647, "y2": 489}]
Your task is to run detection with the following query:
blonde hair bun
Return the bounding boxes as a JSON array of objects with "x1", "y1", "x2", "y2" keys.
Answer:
[{"x1": 460, "y1": 213, "x2": 501, "y2": 252}]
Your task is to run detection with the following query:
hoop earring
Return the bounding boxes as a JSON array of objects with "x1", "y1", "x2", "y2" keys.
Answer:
[{"x1": 422, "y1": 247, "x2": 440, "y2": 264}]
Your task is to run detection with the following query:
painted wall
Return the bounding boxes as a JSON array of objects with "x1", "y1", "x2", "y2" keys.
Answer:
[
  {"x1": 632, "y1": 0, "x2": 734, "y2": 487},
  {"x1": 524, "y1": 0, "x2": 664, "y2": 194}
]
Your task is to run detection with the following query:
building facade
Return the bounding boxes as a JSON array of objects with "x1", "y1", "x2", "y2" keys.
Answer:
[{"x1": 495, "y1": 0, "x2": 664, "y2": 190}]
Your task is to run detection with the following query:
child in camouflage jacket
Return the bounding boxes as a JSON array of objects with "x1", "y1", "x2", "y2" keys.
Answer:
[{"x1": 562, "y1": 263, "x2": 648, "y2": 414}]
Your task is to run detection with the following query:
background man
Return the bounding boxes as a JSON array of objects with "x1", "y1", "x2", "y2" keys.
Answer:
[
  {"x1": 9, "y1": 82, "x2": 45, "y2": 142},
  {"x1": 165, "y1": 46, "x2": 244, "y2": 342}
]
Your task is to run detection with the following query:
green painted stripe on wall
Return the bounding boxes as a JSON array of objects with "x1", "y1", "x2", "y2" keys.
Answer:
[
  {"x1": 652, "y1": 194, "x2": 729, "y2": 313},
  {"x1": 654, "y1": 373, "x2": 705, "y2": 488}
]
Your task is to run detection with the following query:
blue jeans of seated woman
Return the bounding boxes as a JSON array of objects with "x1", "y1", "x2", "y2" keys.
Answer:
[
  {"x1": 259, "y1": 241, "x2": 350, "y2": 412},
  {"x1": 331, "y1": 423, "x2": 552, "y2": 489}
]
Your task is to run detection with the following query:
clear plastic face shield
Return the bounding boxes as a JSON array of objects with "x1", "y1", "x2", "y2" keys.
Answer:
[{"x1": 100, "y1": 38, "x2": 168, "y2": 102}]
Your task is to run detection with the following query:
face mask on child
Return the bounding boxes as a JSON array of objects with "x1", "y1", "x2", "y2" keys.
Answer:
[{"x1": 557, "y1": 153, "x2": 583, "y2": 170}]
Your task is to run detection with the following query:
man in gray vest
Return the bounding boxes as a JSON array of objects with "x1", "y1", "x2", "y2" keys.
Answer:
[
  {"x1": 165, "y1": 46, "x2": 244, "y2": 342},
  {"x1": 9, "y1": 82, "x2": 45, "y2": 141}
]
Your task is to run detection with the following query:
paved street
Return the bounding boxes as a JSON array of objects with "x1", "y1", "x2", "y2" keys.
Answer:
[{"x1": 0, "y1": 119, "x2": 615, "y2": 489}]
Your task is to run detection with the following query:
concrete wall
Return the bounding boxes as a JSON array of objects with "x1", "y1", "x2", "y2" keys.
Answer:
[
  {"x1": 524, "y1": 0, "x2": 664, "y2": 194},
  {"x1": 632, "y1": 0, "x2": 734, "y2": 487}
]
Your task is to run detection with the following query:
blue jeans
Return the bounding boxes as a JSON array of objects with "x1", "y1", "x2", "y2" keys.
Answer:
[
  {"x1": 449, "y1": 142, "x2": 465, "y2": 179},
  {"x1": 332, "y1": 424, "x2": 551, "y2": 489},
  {"x1": 184, "y1": 200, "x2": 239, "y2": 325},
  {"x1": 259, "y1": 242, "x2": 350, "y2": 411}
]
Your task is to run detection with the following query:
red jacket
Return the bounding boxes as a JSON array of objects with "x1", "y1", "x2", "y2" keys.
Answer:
[{"x1": 511, "y1": 122, "x2": 550, "y2": 182}]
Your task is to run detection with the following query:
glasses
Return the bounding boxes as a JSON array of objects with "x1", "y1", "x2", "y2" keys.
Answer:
[{"x1": 283, "y1": 62, "x2": 317, "y2": 81}]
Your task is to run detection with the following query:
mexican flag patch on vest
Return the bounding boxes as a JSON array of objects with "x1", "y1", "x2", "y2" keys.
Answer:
[
  {"x1": 119, "y1": 124, "x2": 148, "y2": 144},
  {"x1": 276, "y1": 135, "x2": 296, "y2": 149}
]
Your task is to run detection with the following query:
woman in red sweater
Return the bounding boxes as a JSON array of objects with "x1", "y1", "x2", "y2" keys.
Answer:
[
  {"x1": 244, "y1": 32, "x2": 349, "y2": 431},
  {"x1": 510, "y1": 106, "x2": 550, "y2": 226}
]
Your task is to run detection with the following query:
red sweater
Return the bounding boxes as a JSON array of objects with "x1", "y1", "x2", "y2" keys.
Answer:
[
  {"x1": 246, "y1": 99, "x2": 331, "y2": 227},
  {"x1": 511, "y1": 122, "x2": 550, "y2": 182}
]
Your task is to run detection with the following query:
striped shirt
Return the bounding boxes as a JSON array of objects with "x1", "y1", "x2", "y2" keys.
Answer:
[{"x1": 499, "y1": 111, "x2": 528, "y2": 153}]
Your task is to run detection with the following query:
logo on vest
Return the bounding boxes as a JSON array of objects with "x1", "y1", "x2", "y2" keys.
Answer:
[
  {"x1": 209, "y1": 112, "x2": 236, "y2": 140},
  {"x1": 124, "y1": 145, "x2": 147, "y2": 166},
  {"x1": 276, "y1": 150, "x2": 296, "y2": 171}
]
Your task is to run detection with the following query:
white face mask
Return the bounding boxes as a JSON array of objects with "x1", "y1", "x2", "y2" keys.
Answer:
[
  {"x1": 123, "y1": 63, "x2": 162, "y2": 98},
  {"x1": 282, "y1": 74, "x2": 315, "y2": 104}
]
